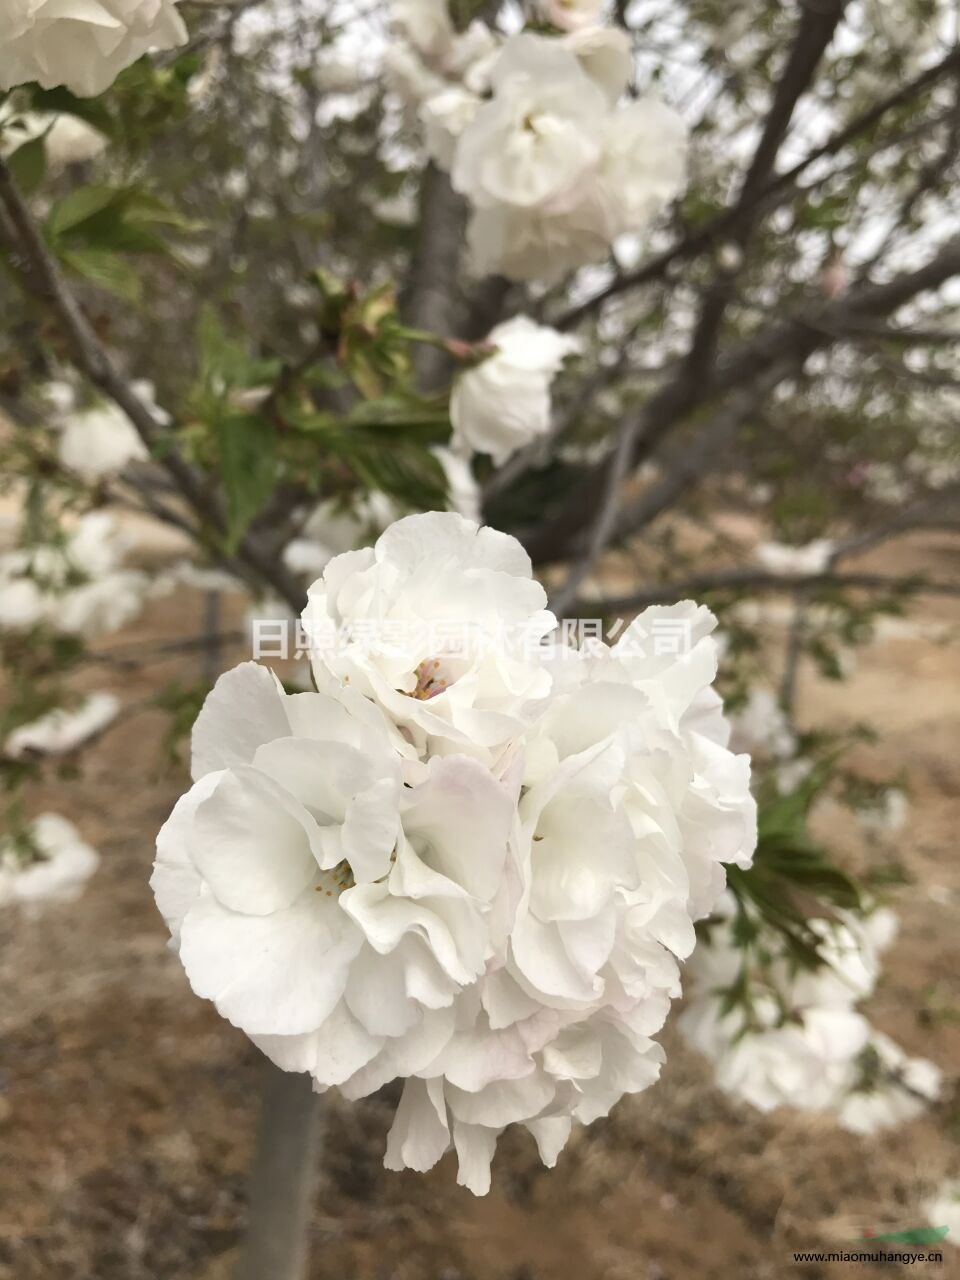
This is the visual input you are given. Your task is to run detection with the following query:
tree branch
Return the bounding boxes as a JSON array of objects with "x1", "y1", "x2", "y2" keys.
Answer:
[
  {"x1": 548, "y1": 364, "x2": 792, "y2": 616},
  {"x1": 575, "y1": 569, "x2": 960, "y2": 615},
  {"x1": 683, "y1": 0, "x2": 850, "y2": 380},
  {"x1": 235, "y1": 1064, "x2": 320, "y2": 1280},
  {"x1": 0, "y1": 154, "x2": 307, "y2": 612},
  {"x1": 401, "y1": 162, "x2": 468, "y2": 391},
  {"x1": 520, "y1": 234, "x2": 960, "y2": 564},
  {"x1": 555, "y1": 45, "x2": 960, "y2": 331}
]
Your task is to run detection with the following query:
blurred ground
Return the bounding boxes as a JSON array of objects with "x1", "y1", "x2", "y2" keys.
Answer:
[{"x1": 1, "y1": 531, "x2": 958, "y2": 1280}]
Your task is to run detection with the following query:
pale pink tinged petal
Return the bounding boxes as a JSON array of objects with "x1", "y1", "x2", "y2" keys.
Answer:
[
  {"x1": 191, "y1": 662, "x2": 291, "y2": 780},
  {"x1": 447, "y1": 1074, "x2": 555, "y2": 1127},
  {"x1": 432, "y1": 1027, "x2": 537, "y2": 1092},
  {"x1": 402, "y1": 754, "x2": 512, "y2": 901},
  {"x1": 191, "y1": 767, "x2": 321, "y2": 914},
  {"x1": 251, "y1": 1001, "x2": 381, "y2": 1084},
  {"x1": 542, "y1": 1031, "x2": 602, "y2": 1082},
  {"x1": 481, "y1": 969, "x2": 541, "y2": 1030},
  {"x1": 343, "y1": 945, "x2": 422, "y2": 1037},
  {"x1": 525, "y1": 1116, "x2": 572, "y2": 1167},
  {"x1": 453, "y1": 1121, "x2": 498, "y2": 1196},
  {"x1": 341, "y1": 775, "x2": 402, "y2": 883},
  {"x1": 179, "y1": 891, "x2": 361, "y2": 1037},
  {"x1": 384, "y1": 1078, "x2": 450, "y2": 1173}
]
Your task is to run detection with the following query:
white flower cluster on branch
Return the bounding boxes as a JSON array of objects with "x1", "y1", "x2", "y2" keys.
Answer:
[
  {"x1": 0, "y1": 0, "x2": 187, "y2": 97},
  {"x1": 387, "y1": 0, "x2": 688, "y2": 282},
  {"x1": 680, "y1": 899, "x2": 942, "y2": 1134},
  {"x1": 0, "y1": 813, "x2": 99, "y2": 912},
  {"x1": 152, "y1": 511, "x2": 756, "y2": 1194},
  {"x1": 0, "y1": 511, "x2": 150, "y2": 638}
]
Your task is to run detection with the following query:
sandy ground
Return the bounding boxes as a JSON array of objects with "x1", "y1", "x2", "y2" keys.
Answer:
[{"x1": 1, "y1": 532, "x2": 958, "y2": 1280}]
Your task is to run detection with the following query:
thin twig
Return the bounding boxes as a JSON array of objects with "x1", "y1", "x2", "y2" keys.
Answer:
[
  {"x1": 575, "y1": 570, "x2": 960, "y2": 616},
  {"x1": 555, "y1": 46, "x2": 960, "y2": 331},
  {"x1": 0, "y1": 155, "x2": 306, "y2": 613}
]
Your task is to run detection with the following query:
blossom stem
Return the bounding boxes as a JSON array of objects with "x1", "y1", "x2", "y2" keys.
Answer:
[{"x1": 235, "y1": 1064, "x2": 320, "y2": 1280}]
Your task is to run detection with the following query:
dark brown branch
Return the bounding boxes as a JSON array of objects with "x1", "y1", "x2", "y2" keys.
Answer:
[
  {"x1": 683, "y1": 0, "x2": 850, "y2": 379},
  {"x1": 548, "y1": 364, "x2": 792, "y2": 616},
  {"x1": 401, "y1": 162, "x2": 468, "y2": 391},
  {"x1": 555, "y1": 45, "x2": 960, "y2": 331},
  {"x1": 520, "y1": 234, "x2": 960, "y2": 564},
  {"x1": 0, "y1": 154, "x2": 307, "y2": 612},
  {"x1": 576, "y1": 570, "x2": 960, "y2": 615}
]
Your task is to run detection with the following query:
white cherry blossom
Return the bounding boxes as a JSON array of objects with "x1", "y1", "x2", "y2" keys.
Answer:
[
  {"x1": 0, "y1": 512, "x2": 149, "y2": 638},
  {"x1": 450, "y1": 316, "x2": 581, "y2": 465},
  {"x1": 755, "y1": 538, "x2": 835, "y2": 576},
  {"x1": 0, "y1": 0, "x2": 188, "y2": 97},
  {"x1": 451, "y1": 35, "x2": 608, "y2": 211},
  {"x1": 301, "y1": 512, "x2": 557, "y2": 759},
  {"x1": 156, "y1": 513, "x2": 757, "y2": 1193}
]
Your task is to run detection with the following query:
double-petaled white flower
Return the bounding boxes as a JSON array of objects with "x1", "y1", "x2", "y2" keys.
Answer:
[
  {"x1": 301, "y1": 512, "x2": 556, "y2": 759},
  {"x1": 452, "y1": 36, "x2": 608, "y2": 212},
  {"x1": 443, "y1": 31, "x2": 686, "y2": 282},
  {"x1": 450, "y1": 316, "x2": 581, "y2": 465},
  {"x1": 153, "y1": 659, "x2": 514, "y2": 1096},
  {"x1": 0, "y1": 0, "x2": 187, "y2": 97},
  {"x1": 154, "y1": 511, "x2": 757, "y2": 1193}
]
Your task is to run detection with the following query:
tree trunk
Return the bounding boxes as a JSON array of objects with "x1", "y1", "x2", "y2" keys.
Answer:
[{"x1": 235, "y1": 1064, "x2": 320, "y2": 1280}]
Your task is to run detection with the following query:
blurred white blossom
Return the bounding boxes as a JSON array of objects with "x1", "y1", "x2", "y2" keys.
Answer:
[
  {"x1": 4, "y1": 691, "x2": 120, "y2": 759},
  {"x1": 0, "y1": 512, "x2": 149, "y2": 638},
  {"x1": 755, "y1": 539, "x2": 835, "y2": 577},
  {"x1": 924, "y1": 1180, "x2": 960, "y2": 1244},
  {"x1": 681, "y1": 902, "x2": 941, "y2": 1133},
  {"x1": 0, "y1": 0, "x2": 187, "y2": 97},
  {"x1": 0, "y1": 814, "x2": 99, "y2": 912},
  {"x1": 450, "y1": 316, "x2": 581, "y2": 465},
  {"x1": 0, "y1": 111, "x2": 107, "y2": 170}
]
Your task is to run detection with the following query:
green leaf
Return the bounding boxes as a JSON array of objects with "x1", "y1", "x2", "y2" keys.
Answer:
[
  {"x1": 26, "y1": 87, "x2": 114, "y2": 136},
  {"x1": 58, "y1": 247, "x2": 142, "y2": 301},
  {"x1": 213, "y1": 412, "x2": 277, "y2": 550},
  {"x1": 47, "y1": 184, "x2": 122, "y2": 238},
  {"x1": 7, "y1": 136, "x2": 47, "y2": 196}
]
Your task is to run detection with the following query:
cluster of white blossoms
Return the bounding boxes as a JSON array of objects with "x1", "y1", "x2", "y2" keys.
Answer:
[
  {"x1": 4, "y1": 690, "x2": 120, "y2": 760},
  {"x1": 754, "y1": 538, "x2": 835, "y2": 578},
  {"x1": 152, "y1": 511, "x2": 756, "y2": 1194},
  {"x1": 0, "y1": 813, "x2": 99, "y2": 913},
  {"x1": 680, "y1": 900, "x2": 942, "y2": 1134},
  {"x1": 0, "y1": 511, "x2": 149, "y2": 638},
  {"x1": 387, "y1": 0, "x2": 688, "y2": 282},
  {"x1": 0, "y1": 0, "x2": 187, "y2": 98}
]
